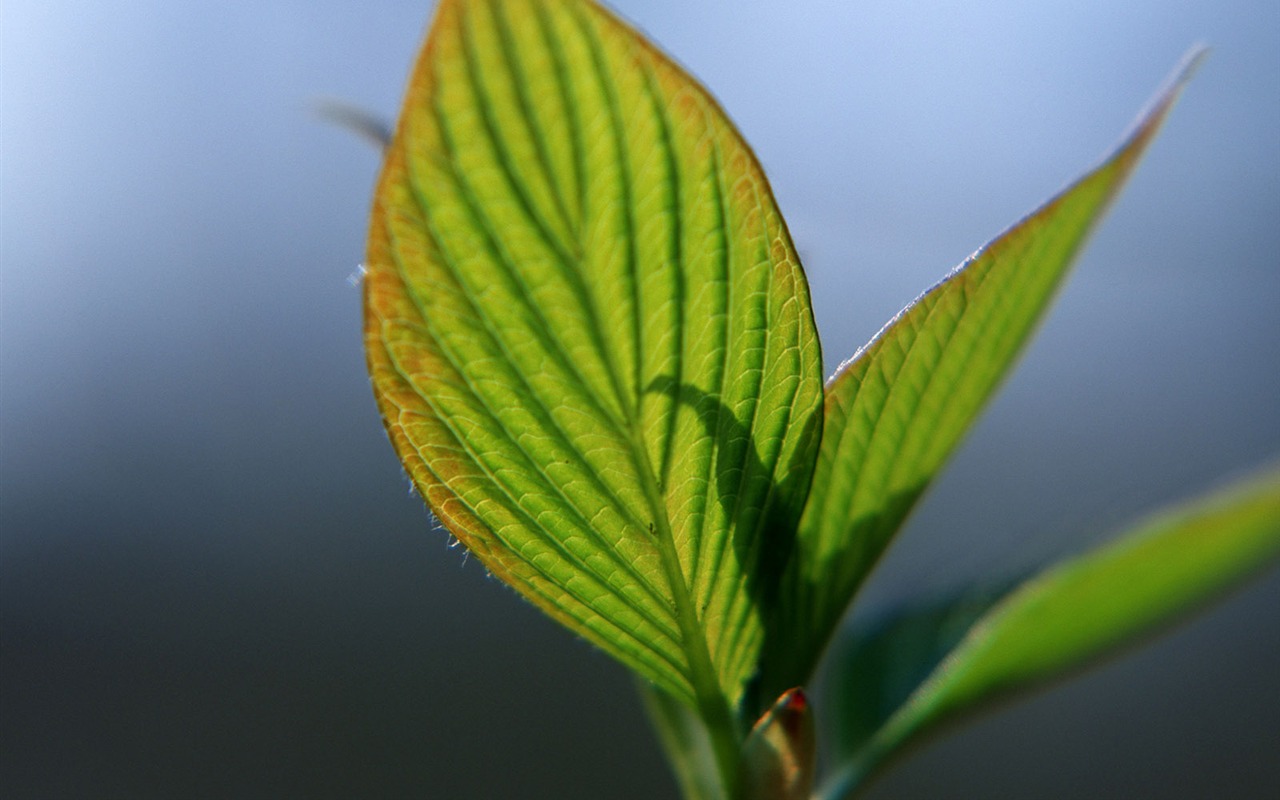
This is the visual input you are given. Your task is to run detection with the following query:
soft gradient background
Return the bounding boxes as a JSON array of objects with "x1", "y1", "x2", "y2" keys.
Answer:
[{"x1": 3, "y1": 1, "x2": 1278, "y2": 797}]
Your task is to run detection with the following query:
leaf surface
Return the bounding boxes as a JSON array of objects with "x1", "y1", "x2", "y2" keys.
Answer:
[
  {"x1": 363, "y1": 0, "x2": 823, "y2": 732},
  {"x1": 821, "y1": 464, "x2": 1280, "y2": 798},
  {"x1": 758, "y1": 53, "x2": 1204, "y2": 698}
]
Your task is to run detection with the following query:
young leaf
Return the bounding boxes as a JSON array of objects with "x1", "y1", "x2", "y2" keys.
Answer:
[
  {"x1": 758, "y1": 52, "x2": 1204, "y2": 699},
  {"x1": 820, "y1": 463, "x2": 1280, "y2": 799},
  {"x1": 362, "y1": 0, "x2": 823, "y2": 760},
  {"x1": 826, "y1": 583, "x2": 1015, "y2": 758}
]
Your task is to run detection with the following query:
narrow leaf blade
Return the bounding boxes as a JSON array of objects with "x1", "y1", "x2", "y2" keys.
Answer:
[
  {"x1": 822, "y1": 464, "x2": 1280, "y2": 798},
  {"x1": 827, "y1": 583, "x2": 1014, "y2": 758},
  {"x1": 364, "y1": 0, "x2": 823, "y2": 713},
  {"x1": 761, "y1": 53, "x2": 1204, "y2": 696}
]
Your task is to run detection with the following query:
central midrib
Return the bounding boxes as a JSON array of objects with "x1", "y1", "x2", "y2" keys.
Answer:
[{"x1": 629, "y1": 420, "x2": 742, "y2": 790}]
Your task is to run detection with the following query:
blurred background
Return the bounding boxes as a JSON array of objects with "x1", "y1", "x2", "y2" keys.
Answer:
[{"x1": 3, "y1": 0, "x2": 1277, "y2": 796}]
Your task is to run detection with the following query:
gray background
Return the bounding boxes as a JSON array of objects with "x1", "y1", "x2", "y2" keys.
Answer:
[{"x1": 3, "y1": 0, "x2": 1277, "y2": 797}]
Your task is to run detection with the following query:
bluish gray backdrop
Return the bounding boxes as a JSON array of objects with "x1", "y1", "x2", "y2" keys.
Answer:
[{"x1": 3, "y1": 1, "x2": 1278, "y2": 797}]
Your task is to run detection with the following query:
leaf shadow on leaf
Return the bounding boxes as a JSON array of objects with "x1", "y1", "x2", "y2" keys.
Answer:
[
  {"x1": 752, "y1": 479, "x2": 937, "y2": 714},
  {"x1": 643, "y1": 375, "x2": 823, "y2": 720}
]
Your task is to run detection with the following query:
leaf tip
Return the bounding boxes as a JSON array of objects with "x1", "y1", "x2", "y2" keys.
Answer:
[{"x1": 1113, "y1": 44, "x2": 1207, "y2": 164}]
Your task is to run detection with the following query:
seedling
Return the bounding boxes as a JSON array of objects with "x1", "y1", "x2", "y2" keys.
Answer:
[{"x1": 360, "y1": 1, "x2": 1280, "y2": 797}]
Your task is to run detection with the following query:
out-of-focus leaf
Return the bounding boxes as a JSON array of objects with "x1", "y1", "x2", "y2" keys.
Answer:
[
  {"x1": 820, "y1": 463, "x2": 1280, "y2": 799},
  {"x1": 758, "y1": 52, "x2": 1204, "y2": 699},
  {"x1": 363, "y1": 0, "x2": 823, "y2": 762},
  {"x1": 827, "y1": 583, "x2": 1015, "y2": 758}
]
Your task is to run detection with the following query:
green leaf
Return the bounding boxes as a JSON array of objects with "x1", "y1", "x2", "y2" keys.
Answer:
[
  {"x1": 757, "y1": 52, "x2": 1204, "y2": 699},
  {"x1": 826, "y1": 583, "x2": 1015, "y2": 759},
  {"x1": 821, "y1": 463, "x2": 1280, "y2": 799},
  {"x1": 362, "y1": 0, "x2": 823, "y2": 768}
]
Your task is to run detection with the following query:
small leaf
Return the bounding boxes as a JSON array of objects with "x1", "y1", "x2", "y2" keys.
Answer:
[
  {"x1": 363, "y1": 0, "x2": 823, "y2": 755},
  {"x1": 821, "y1": 463, "x2": 1280, "y2": 799},
  {"x1": 758, "y1": 51, "x2": 1205, "y2": 699},
  {"x1": 827, "y1": 583, "x2": 1014, "y2": 758},
  {"x1": 739, "y1": 688, "x2": 817, "y2": 800}
]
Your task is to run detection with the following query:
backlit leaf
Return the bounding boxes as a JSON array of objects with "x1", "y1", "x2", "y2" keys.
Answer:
[
  {"x1": 363, "y1": 0, "x2": 823, "y2": 742},
  {"x1": 820, "y1": 463, "x2": 1280, "y2": 798},
  {"x1": 757, "y1": 52, "x2": 1205, "y2": 699}
]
